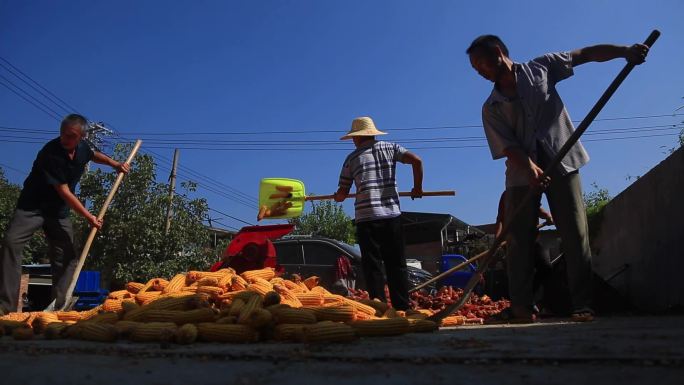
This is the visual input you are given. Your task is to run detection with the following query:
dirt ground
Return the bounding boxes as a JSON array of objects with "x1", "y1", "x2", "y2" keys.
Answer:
[{"x1": 1, "y1": 315, "x2": 682, "y2": 385}]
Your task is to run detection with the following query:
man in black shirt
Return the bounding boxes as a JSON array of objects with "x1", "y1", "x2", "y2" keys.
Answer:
[{"x1": 0, "y1": 114, "x2": 129, "y2": 314}]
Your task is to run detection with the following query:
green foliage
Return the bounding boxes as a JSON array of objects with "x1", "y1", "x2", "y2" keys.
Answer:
[
  {"x1": 75, "y1": 144, "x2": 217, "y2": 286},
  {"x1": 288, "y1": 200, "x2": 356, "y2": 244},
  {"x1": 583, "y1": 182, "x2": 611, "y2": 242},
  {"x1": 0, "y1": 168, "x2": 48, "y2": 264}
]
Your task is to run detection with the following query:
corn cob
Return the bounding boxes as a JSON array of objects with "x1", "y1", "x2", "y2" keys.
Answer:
[
  {"x1": 340, "y1": 298, "x2": 377, "y2": 317},
  {"x1": 172, "y1": 308, "x2": 217, "y2": 325},
  {"x1": 246, "y1": 278, "x2": 273, "y2": 296},
  {"x1": 243, "y1": 308, "x2": 272, "y2": 329},
  {"x1": 440, "y1": 315, "x2": 466, "y2": 327},
  {"x1": 301, "y1": 321, "x2": 357, "y2": 343},
  {"x1": 64, "y1": 324, "x2": 84, "y2": 339},
  {"x1": 55, "y1": 311, "x2": 82, "y2": 322},
  {"x1": 129, "y1": 322, "x2": 178, "y2": 342},
  {"x1": 196, "y1": 277, "x2": 220, "y2": 287},
  {"x1": 269, "y1": 277, "x2": 284, "y2": 286},
  {"x1": 216, "y1": 316, "x2": 237, "y2": 324},
  {"x1": 196, "y1": 323, "x2": 258, "y2": 343},
  {"x1": 102, "y1": 299, "x2": 125, "y2": 313},
  {"x1": 273, "y1": 324, "x2": 306, "y2": 341},
  {"x1": 383, "y1": 308, "x2": 402, "y2": 319},
  {"x1": 228, "y1": 299, "x2": 246, "y2": 317},
  {"x1": 310, "y1": 304, "x2": 356, "y2": 322},
  {"x1": 296, "y1": 281, "x2": 310, "y2": 292},
  {"x1": 163, "y1": 274, "x2": 187, "y2": 294},
  {"x1": 232, "y1": 290, "x2": 260, "y2": 302},
  {"x1": 114, "y1": 320, "x2": 142, "y2": 337},
  {"x1": 265, "y1": 304, "x2": 291, "y2": 315},
  {"x1": 186, "y1": 269, "x2": 232, "y2": 284},
  {"x1": 303, "y1": 276, "x2": 320, "y2": 290},
  {"x1": 136, "y1": 290, "x2": 162, "y2": 305},
  {"x1": 138, "y1": 278, "x2": 157, "y2": 294},
  {"x1": 0, "y1": 312, "x2": 31, "y2": 322},
  {"x1": 273, "y1": 284, "x2": 303, "y2": 308},
  {"x1": 126, "y1": 281, "x2": 145, "y2": 294},
  {"x1": 20, "y1": 312, "x2": 40, "y2": 328},
  {"x1": 263, "y1": 291, "x2": 281, "y2": 307},
  {"x1": 32, "y1": 312, "x2": 60, "y2": 334},
  {"x1": 196, "y1": 286, "x2": 225, "y2": 297},
  {"x1": 310, "y1": 286, "x2": 332, "y2": 296},
  {"x1": 237, "y1": 294, "x2": 263, "y2": 325},
  {"x1": 240, "y1": 267, "x2": 276, "y2": 282},
  {"x1": 82, "y1": 311, "x2": 120, "y2": 324},
  {"x1": 108, "y1": 290, "x2": 132, "y2": 300},
  {"x1": 231, "y1": 276, "x2": 248, "y2": 291},
  {"x1": 353, "y1": 312, "x2": 377, "y2": 321},
  {"x1": 175, "y1": 323, "x2": 198, "y2": 344},
  {"x1": 295, "y1": 292, "x2": 324, "y2": 307},
  {"x1": 12, "y1": 327, "x2": 35, "y2": 340},
  {"x1": 350, "y1": 317, "x2": 410, "y2": 337},
  {"x1": 322, "y1": 295, "x2": 346, "y2": 307},
  {"x1": 44, "y1": 322, "x2": 69, "y2": 339},
  {"x1": 141, "y1": 310, "x2": 177, "y2": 323},
  {"x1": 273, "y1": 308, "x2": 317, "y2": 324},
  {"x1": 217, "y1": 273, "x2": 235, "y2": 288},
  {"x1": 79, "y1": 305, "x2": 103, "y2": 321},
  {"x1": 408, "y1": 319, "x2": 438, "y2": 333},
  {"x1": 282, "y1": 279, "x2": 301, "y2": 292},
  {"x1": 358, "y1": 299, "x2": 389, "y2": 316},
  {"x1": 153, "y1": 278, "x2": 170, "y2": 292},
  {"x1": 1, "y1": 319, "x2": 27, "y2": 334},
  {"x1": 79, "y1": 323, "x2": 118, "y2": 342},
  {"x1": 180, "y1": 286, "x2": 198, "y2": 293}
]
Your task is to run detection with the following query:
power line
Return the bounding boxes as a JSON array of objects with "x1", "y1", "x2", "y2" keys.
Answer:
[
  {"x1": 0, "y1": 78, "x2": 61, "y2": 121},
  {"x1": 208, "y1": 207, "x2": 254, "y2": 226}
]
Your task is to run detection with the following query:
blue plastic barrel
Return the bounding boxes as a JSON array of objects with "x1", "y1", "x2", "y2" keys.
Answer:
[{"x1": 440, "y1": 254, "x2": 476, "y2": 288}]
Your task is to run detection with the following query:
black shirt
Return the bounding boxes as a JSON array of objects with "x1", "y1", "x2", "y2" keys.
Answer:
[{"x1": 17, "y1": 137, "x2": 94, "y2": 218}]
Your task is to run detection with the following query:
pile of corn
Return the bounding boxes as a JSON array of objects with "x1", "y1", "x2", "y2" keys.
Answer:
[{"x1": 0, "y1": 268, "x2": 439, "y2": 344}]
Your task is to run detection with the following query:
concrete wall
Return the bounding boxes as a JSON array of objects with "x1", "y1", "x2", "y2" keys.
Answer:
[{"x1": 593, "y1": 146, "x2": 684, "y2": 312}]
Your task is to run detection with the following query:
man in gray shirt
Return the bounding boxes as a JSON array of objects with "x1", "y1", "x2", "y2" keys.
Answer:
[{"x1": 467, "y1": 35, "x2": 649, "y2": 322}]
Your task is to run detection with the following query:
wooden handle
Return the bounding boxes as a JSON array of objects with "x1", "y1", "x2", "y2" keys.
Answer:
[
  {"x1": 305, "y1": 190, "x2": 455, "y2": 201},
  {"x1": 59, "y1": 140, "x2": 142, "y2": 310}
]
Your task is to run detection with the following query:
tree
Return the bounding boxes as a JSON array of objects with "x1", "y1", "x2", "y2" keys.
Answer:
[
  {"x1": 288, "y1": 200, "x2": 356, "y2": 244},
  {"x1": 75, "y1": 144, "x2": 218, "y2": 286},
  {"x1": 583, "y1": 182, "x2": 611, "y2": 243},
  {"x1": 0, "y1": 167, "x2": 48, "y2": 264}
]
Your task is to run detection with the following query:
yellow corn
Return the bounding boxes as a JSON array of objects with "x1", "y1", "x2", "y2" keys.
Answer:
[
  {"x1": 52, "y1": 311, "x2": 81, "y2": 323},
  {"x1": 228, "y1": 299, "x2": 246, "y2": 317},
  {"x1": 273, "y1": 308, "x2": 317, "y2": 324},
  {"x1": 108, "y1": 290, "x2": 132, "y2": 300},
  {"x1": 237, "y1": 294, "x2": 263, "y2": 325},
  {"x1": 102, "y1": 299, "x2": 125, "y2": 313},
  {"x1": 231, "y1": 276, "x2": 248, "y2": 291},
  {"x1": 81, "y1": 311, "x2": 120, "y2": 325},
  {"x1": 341, "y1": 297, "x2": 377, "y2": 317},
  {"x1": 79, "y1": 323, "x2": 118, "y2": 342},
  {"x1": 408, "y1": 319, "x2": 438, "y2": 333},
  {"x1": 32, "y1": 312, "x2": 60, "y2": 334},
  {"x1": 172, "y1": 308, "x2": 217, "y2": 325},
  {"x1": 216, "y1": 316, "x2": 237, "y2": 324},
  {"x1": 180, "y1": 286, "x2": 198, "y2": 293},
  {"x1": 282, "y1": 279, "x2": 301, "y2": 292},
  {"x1": 441, "y1": 315, "x2": 466, "y2": 327},
  {"x1": 0, "y1": 319, "x2": 25, "y2": 333},
  {"x1": 196, "y1": 323, "x2": 259, "y2": 343},
  {"x1": 243, "y1": 308, "x2": 272, "y2": 329},
  {"x1": 217, "y1": 273, "x2": 235, "y2": 288},
  {"x1": 186, "y1": 269, "x2": 232, "y2": 285},
  {"x1": 138, "y1": 278, "x2": 157, "y2": 294},
  {"x1": 136, "y1": 291, "x2": 162, "y2": 305},
  {"x1": 114, "y1": 320, "x2": 142, "y2": 337},
  {"x1": 273, "y1": 324, "x2": 306, "y2": 341},
  {"x1": 80, "y1": 305, "x2": 104, "y2": 321},
  {"x1": 152, "y1": 278, "x2": 169, "y2": 292},
  {"x1": 302, "y1": 321, "x2": 357, "y2": 343},
  {"x1": 303, "y1": 276, "x2": 320, "y2": 290},
  {"x1": 129, "y1": 322, "x2": 178, "y2": 342},
  {"x1": 196, "y1": 277, "x2": 219, "y2": 287},
  {"x1": 350, "y1": 317, "x2": 410, "y2": 337},
  {"x1": 163, "y1": 274, "x2": 187, "y2": 294},
  {"x1": 240, "y1": 268, "x2": 276, "y2": 282},
  {"x1": 295, "y1": 292, "x2": 324, "y2": 307},
  {"x1": 310, "y1": 286, "x2": 332, "y2": 296},
  {"x1": 125, "y1": 282, "x2": 145, "y2": 294},
  {"x1": 272, "y1": 284, "x2": 303, "y2": 308},
  {"x1": 196, "y1": 286, "x2": 225, "y2": 297},
  {"x1": 310, "y1": 304, "x2": 356, "y2": 322},
  {"x1": 358, "y1": 299, "x2": 389, "y2": 317},
  {"x1": 246, "y1": 278, "x2": 273, "y2": 296},
  {"x1": 175, "y1": 323, "x2": 198, "y2": 344}
]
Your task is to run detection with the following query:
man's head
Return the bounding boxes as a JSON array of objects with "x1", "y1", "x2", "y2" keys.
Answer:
[
  {"x1": 59, "y1": 114, "x2": 88, "y2": 151},
  {"x1": 340, "y1": 116, "x2": 386, "y2": 145},
  {"x1": 466, "y1": 35, "x2": 510, "y2": 83}
]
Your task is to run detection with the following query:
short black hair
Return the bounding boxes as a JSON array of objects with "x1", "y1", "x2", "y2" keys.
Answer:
[
  {"x1": 466, "y1": 35, "x2": 509, "y2": 57},
  {"x1": 60, "y1": 114, "x2": 88, "y2": 135}
]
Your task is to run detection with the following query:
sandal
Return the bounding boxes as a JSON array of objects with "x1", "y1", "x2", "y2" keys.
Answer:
[
  {"x1": 485, "y1": 307, "x2": 536, "y2": 325},
  {"x1": 571, "y1": 308, "x2": 595, "y2": 322}
]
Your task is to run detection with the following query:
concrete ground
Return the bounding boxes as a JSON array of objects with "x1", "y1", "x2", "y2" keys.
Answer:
[{"x1": 1, "y1": 315, "x2": 683, "y2": 385}]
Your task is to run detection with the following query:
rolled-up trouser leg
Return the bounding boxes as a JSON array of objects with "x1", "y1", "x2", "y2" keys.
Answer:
[
  {"x1": 44, "y1": 216, "x2": 77, "y2": 310},
  {"x1": 0, "y1": 210, "x2": 44, "y2": 313}
]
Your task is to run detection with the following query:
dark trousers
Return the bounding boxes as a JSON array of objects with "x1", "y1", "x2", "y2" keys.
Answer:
[
  {"x1": 505, "y1": 169, "x2": 592, "y2": 312},
  {"x1": 0, "y1": 209, "x2": 77, "y2": 312},
  {"x1": 355, "y1": 216, "x2": 410, "y2": 310}
]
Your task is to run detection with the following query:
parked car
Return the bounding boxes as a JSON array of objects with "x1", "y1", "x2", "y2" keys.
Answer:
[{"x1": 272, "y1": 236, "x2": 435, "y2": 294}]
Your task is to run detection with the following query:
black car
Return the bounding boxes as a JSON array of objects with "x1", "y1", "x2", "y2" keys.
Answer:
[{"x1": 272, "y1": 236, "x2": 434, "y2": 293}]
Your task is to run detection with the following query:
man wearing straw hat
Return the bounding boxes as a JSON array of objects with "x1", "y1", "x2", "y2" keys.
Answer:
[
  {"x1": 333, "y1": 116, "x2": 423, "y2": 310},
  {"x1": 0, "y1": 114, "x2": 129, "y2": 315}
]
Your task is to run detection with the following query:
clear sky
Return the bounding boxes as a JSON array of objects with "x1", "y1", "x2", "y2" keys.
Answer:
[{"x1": 1, "y1": 0, "x2": 682, "y2": 230}]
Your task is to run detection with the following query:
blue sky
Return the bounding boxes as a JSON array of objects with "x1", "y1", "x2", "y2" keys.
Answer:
[{"x1": 1, "y1": 0, "x2": 683, "y2": 230}]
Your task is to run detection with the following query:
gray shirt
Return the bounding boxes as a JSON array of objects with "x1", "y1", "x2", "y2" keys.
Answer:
[{"x1": 482, "y1": 51, "x2": 590, "y2": 187}]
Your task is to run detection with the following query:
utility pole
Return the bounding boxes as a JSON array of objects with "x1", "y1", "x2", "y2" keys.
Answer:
[{"x1": 164, "y1": 149, "x2": 180, "y2": 234}]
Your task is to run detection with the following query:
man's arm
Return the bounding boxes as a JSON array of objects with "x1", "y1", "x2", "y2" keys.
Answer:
[
  {"x1": 399, "y1": 151, "x2": 423, "y2": 198},
  {"x1": 92, "y1": 152, "x2": 130, "y2": 174},
  {"x1": 333, "y1": 186, "x2": 350, "y2": 202},
  {"x1": 53, "y1": 184, "x2": 102, "y2": 229},
  {"x1": 570, "y1": 43, "x2": 649, "y2": 67},
  {"x1": 502, "y1": 147, "x2": 550, "y2": 189}
]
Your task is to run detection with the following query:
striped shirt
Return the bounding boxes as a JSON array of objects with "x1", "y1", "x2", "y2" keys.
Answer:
[
  {"x1": 338, "y1": 141, "x2": 408, "y2": 223},
  {"x1": 482, "y1": 51, "x2": 590, "y2": 187}
]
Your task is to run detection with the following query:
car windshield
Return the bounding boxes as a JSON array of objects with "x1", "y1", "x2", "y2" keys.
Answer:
[{"x1": 333, "y1": 241, "x2": 361, "y2": 258}]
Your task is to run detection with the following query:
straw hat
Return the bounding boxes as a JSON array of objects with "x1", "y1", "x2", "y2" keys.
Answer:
[{"x1": 340, "y1": 116, "x2": 387, "y2": 140}]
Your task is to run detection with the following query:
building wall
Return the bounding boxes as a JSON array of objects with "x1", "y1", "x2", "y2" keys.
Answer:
[{"x1": 593, "y1": 146, "x2": 684, "y2": 312}]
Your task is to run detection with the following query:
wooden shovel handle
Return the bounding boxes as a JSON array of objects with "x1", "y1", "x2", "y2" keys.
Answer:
[{"x1": 305, "y1": 190, "x2": 455, "y2": 201}]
